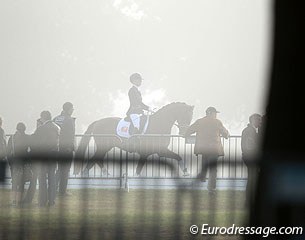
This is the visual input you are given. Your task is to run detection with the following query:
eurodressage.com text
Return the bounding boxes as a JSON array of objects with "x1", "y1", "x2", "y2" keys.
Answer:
[{"x1": 189, "y1": 224, "x2": 303, "y2": 237}]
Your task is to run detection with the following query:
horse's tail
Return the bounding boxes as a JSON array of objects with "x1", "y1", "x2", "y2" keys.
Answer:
[{"x1": 73, "y1": 121, "x2": 96, "y2": 175}]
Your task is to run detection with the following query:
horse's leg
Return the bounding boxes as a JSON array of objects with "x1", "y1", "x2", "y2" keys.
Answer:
[
  {"x1": 96, "y1": 148, "x2": 114, "y2": 176},
  {"x1": 82, "y1": 158, "x2": 96, "y2": 177},
  {"x1": 135, "y1": 154, "x2": 150, "y2": 176},
  {"x1": 84, "y1": 158, "x2": 96, "y2": 172},
  {"x1": 83, "y1": 137, "x2": 114, "y2": 176},
  {"x1": 83, "y1": 148, "x2": 111, "y2": 176},
  {"x1": 83, "y1": 142, "x2": 110, "y2": 176},
  {"x1": 158, "y1": 148, "x2": 188, "y2": 175}
]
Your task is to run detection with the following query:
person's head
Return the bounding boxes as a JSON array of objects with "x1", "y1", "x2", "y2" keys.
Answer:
[
  {"x1": 205, "y1": 106, "x2": 220, "y2": 119},
  {"x1": 0, "y1": 117, "x2": 2, "y2": 127},
  {"x1": 63, "y1": 102, "x2": 74, "y2": 116},
  {"x1": 249, "y1": 113, "x2": 262, "y2": 128},
  {"x1": 16, "y1": 122, "x2": 26, "y2": 133},
  {"x1": 130, "y1": 73, "x2": 143, "y2": 87},
  {"x1": 40, "y1": 111, "x2": 52, "y2": 123}
]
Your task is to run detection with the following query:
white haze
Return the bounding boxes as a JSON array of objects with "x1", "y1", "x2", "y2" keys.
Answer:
[{"x1": 0, "y1": 0, "x2": 272, "y2": 135}]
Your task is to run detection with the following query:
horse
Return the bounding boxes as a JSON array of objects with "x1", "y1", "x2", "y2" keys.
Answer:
[{"x1": 74, "y1": 102, "x2": 194, "y2": 176}]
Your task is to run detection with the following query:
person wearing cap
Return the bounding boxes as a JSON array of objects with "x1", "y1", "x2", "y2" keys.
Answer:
[
  {"x1": 7, "y1": 122, "x2": 31, "y2": 206},
  {"x1": 32, "y1": 111, "x2": 60, "y2": 207},
  {"x1": 241, "y1": 113, "x2": 262, "y2": 207},
  {"x1": 126, "y1": 73, "x2": 150, "y2": 134},
  {"x1": 184, "y1": 107, "x2": 229, "y2": 195},
  {"x1": 53, "y1": 102, "x2": 76, "y2": 197}
]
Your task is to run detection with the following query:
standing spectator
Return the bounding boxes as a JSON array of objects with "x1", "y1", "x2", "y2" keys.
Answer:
[
  {"x1": 32, "y1": 111, "x2": 60, "y2": 207},
  {"x1": 0, "y1": 117, "x2": 7, "y2": 182},
  {"x1": 7, "y1": 123, "x2": 31, "y2": 206},
  {"x1": 54, "y1": 102, "x2": 76, "y2": 197},
  {"x1": 22, "y1": 112, "x2": 46, "y2": 205},
  {"x1": 241, "y1": 113, "x2": 262, "y2": 207},
  {"x1": 258, "y1": 105, "x2": 268, "y2": 136},
  {"x1": 185, "y1": 107, "x2": 229, "y2": 195},
  {"x1": 0, "y1": 117, "x2": 7, "y2": 161}
]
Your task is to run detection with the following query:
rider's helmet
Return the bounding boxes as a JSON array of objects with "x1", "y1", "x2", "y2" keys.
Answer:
[{"x1": 130, "y1": 73, "x2": 143, "y2": 86}]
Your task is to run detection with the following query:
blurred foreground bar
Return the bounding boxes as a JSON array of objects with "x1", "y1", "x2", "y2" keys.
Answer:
[{"x1": 0, "y1": 161, "x2": 6, "y2": 182}]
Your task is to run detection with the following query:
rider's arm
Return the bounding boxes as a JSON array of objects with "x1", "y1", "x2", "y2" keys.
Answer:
[{"x1": 140, "y1": 102, "x2": 149, "y2": 111}]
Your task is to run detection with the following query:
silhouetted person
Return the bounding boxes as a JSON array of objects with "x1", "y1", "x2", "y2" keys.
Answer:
[
  {"x1": 0, "y1": 117, "x2": 7, "y2": 161},
  {"x1": 126, "y1": 73, "x2": 150, "y2": 134},
  {"x1": 258, "y1": 105, "x2": 268, "y2": 136},
  {"x1": 7, "y1": 123, "x2": 31, "y2": 206},
  {"x1": 36, "y1": 116, "x2": 44, "y2": 128},
  {"x1": 32, "y1": 111, "x2": 60, "y2": 207},
  {"x1": 0, "y1": 117, "x2": 7, "y2": 182},
  {"x1": 22, "y1": 112, "x2": 47, "y2": 204},
  {"x1": 241, "y1": 113, "x2": 262, "y2": 207},
  {"x1": 54, "y1": 102, "x2": 75, "y2": 196},
  {"x1": 185, "y1": 107, "x2": 229, "y2": 195}
]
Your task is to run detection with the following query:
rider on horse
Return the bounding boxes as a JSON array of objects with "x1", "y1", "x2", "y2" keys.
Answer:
[{"x1": 126, "y1": 73, "x2": 151, "y2": 134}]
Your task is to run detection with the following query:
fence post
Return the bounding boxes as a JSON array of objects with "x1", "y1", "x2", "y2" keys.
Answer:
[
  {"x1": 125, "y1": 150, "x2": 129, "y2": 191},
  {"x1": 119, "y1": 148, "x2": 123, "y2": 188},
  {"x1": 0, "y1": 161, "x2": 6, "y2": 182}
]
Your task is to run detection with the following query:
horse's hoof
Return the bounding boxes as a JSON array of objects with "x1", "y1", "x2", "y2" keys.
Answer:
[
  {"x1": 82, "y1": 170, "x2": 89, "y2": 178},
  {"x1": 183, "y1": 168, "x2": 190, "y2": 177},
  {"x1": 102, "y1": 168, "x2": 111, "y2": 176}
]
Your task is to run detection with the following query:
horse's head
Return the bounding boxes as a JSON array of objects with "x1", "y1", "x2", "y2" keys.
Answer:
[
  {"x1": 174, "y1": 103, "x2": 194, "y2": 135},
  {"x1": 152, "y1": 102, "x2": 194, "y2": 135}
]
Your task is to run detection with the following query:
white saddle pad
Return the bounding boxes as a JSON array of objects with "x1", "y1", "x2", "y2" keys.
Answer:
[
  {"x1": 116, "y1": 119, "x2": 131, "y2": 138},
  {"x1": 116, "y1": 116, "x2": 150, "y2": 139}
]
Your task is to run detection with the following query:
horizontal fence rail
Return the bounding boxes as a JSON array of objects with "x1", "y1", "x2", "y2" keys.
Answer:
[
  {"x1": 70, "y1": 134, "x2": 246, "y2": 179},
  {"x1": 3, "y1": 134, "x2": 248, "y2": 189}
]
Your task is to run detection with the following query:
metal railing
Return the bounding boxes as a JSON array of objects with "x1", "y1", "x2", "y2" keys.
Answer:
[
  {"x1": 70, "y1": 134, "x2": 246, "y2": 179},
  {"x1": 3, "y1": 134, "x2": 247, "y2": 189}
]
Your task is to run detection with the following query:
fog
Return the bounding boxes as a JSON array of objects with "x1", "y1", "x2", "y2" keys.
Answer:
[{"x1": 0, "y1": 0, "x2": 271, "y2": 134}]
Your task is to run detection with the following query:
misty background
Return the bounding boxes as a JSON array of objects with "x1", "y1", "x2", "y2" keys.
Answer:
[{"x1": 0, "y1": 0, "x2": 271, "y2": 134}]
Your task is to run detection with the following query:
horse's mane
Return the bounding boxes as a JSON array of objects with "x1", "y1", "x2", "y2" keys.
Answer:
[{"x1": 154, "y1": 102, "x2": 191, "y2": 115}]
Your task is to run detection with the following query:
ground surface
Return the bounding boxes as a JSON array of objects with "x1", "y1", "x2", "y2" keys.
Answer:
[{"x1": 0, "y1": 189, "x2": 247, "y2": 240}]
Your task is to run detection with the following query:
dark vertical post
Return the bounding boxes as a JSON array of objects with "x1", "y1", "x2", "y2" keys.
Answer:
[
  {"x1": 252, "y1": 1, "x2": 305, "y2": 237},
  {"x1": 0, "y1": 162, "x2": 5, "y2": 182},
  {"x1": 119, "y1": 148, "x2": 123, "y2": 188}
]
